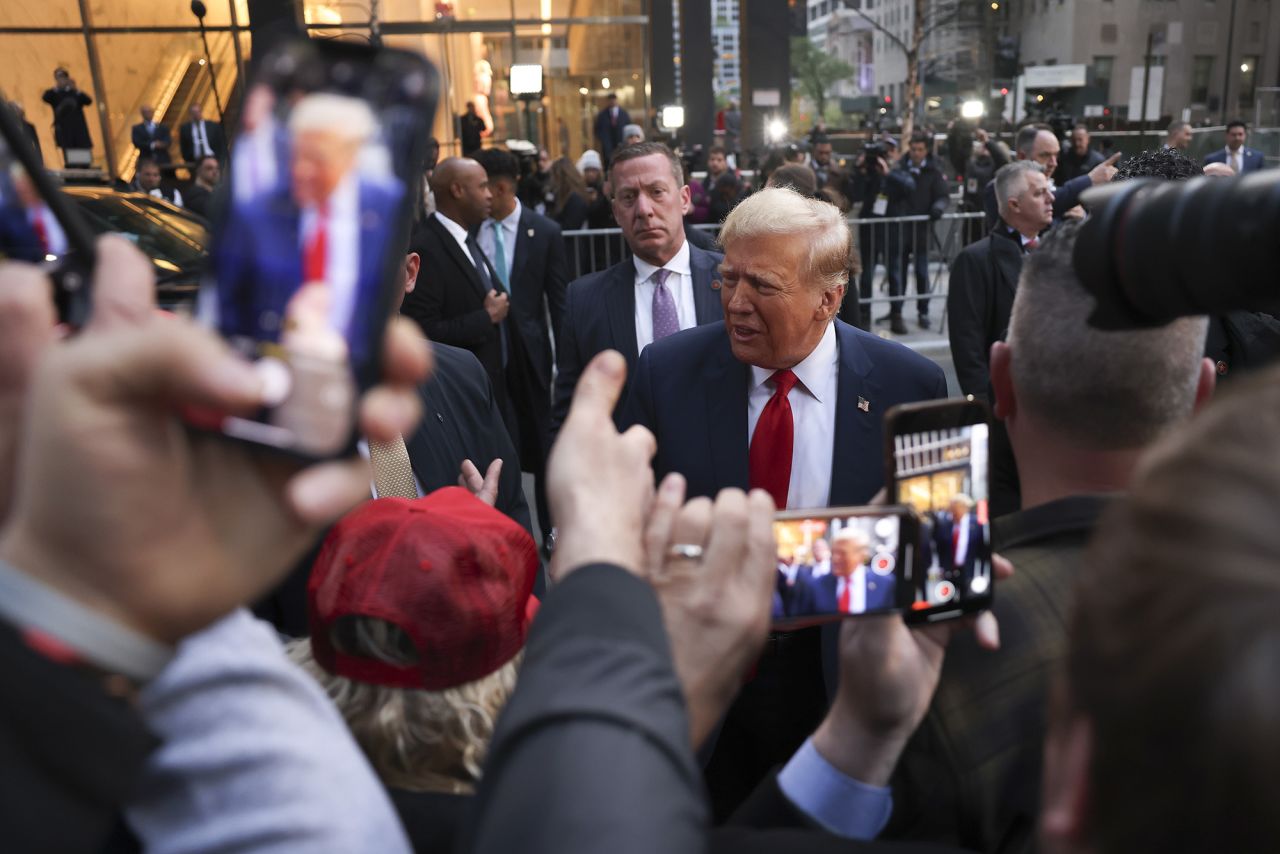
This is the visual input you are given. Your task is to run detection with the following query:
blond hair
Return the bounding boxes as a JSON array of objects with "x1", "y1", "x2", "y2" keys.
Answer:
[
  {"x1": 287, "y1": 619, "x2": 520, "y2": 795},
  {"x1": 717, "y1": 186, "x2": 850, "y2": 292}
]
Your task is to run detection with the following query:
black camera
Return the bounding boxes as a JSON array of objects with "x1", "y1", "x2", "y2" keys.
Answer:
[
  {"x1": 1074, "y1": 172, "x2": 1280, "y2": 330},
  {"x1": 863, "y1": 142, "x2": 886, "y2": 174}
]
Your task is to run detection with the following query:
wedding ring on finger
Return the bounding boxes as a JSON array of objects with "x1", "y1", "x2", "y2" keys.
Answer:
[{"x1": 666, "y1": 543, "x2": 705, "y2": 561}]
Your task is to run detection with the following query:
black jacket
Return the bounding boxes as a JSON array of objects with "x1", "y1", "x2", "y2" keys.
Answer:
[
  {"x1": 131, "y1": 121, "x2": 172, "y2": 164},
  {"x1": 849, "y1": 167, "x2": 915, "y2": 219},
  {"x1": 178, "y1": 120, "x2": 227, "y2": 163},
  {"x1": 946, "y1": 226, "x2": 1025, "y2": 400},
  {"x1": 898, "y1": 155, "x2": 950, "y2": 220}
]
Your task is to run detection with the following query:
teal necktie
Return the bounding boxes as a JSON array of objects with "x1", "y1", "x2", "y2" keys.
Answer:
[{"x1": 491, "y1": 221, "x2": 510, "y2": 291}]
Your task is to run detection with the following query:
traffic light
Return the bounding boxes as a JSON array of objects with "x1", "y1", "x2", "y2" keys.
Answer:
[{"x1": 884, "y1": 95, "x2": 892, "y2": 104}]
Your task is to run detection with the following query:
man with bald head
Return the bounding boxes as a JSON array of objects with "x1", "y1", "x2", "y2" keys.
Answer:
[
  {"x1": 131, "y1": 105, "x2": 172, "y2": 166},
  {"x1": 401, "y1": 156, "x2": 522, "y2": 444},
  {"x1": 213, "y1": 92, "x2": 404, "y2": 365}
]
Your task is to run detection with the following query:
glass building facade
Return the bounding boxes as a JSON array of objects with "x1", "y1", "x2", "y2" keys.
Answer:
[{"x1": 3, "y1": 0, "x2": 650, "y2": 179}]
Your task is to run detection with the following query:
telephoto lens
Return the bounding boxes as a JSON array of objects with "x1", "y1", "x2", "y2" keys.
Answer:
[{"x1": 1074, "y1": 171, "x2": 1280, "y2": 330}]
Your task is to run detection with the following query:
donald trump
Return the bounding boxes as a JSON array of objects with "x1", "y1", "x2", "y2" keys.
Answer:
[{"x1": 213, "y1": 92, "x2": 404, "y2": 367}]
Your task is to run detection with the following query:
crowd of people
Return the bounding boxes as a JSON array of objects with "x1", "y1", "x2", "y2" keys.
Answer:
[{"x1": 4, "y1": 65, "x2": 1280, "y2": 854}]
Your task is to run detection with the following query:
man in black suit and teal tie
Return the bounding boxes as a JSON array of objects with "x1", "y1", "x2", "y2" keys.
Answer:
[{"x1": 550, "y1": 142, "x2": 724, "y2": 445}]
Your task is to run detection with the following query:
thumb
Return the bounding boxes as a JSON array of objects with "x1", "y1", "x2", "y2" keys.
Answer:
[{"x1": 565, "y1": 350, "x2": 627, "y2": 427}]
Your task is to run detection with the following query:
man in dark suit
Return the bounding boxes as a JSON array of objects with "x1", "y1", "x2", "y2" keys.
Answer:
[
  {"x1": 214, "y1": 93, "x2": 403, "y2": 366},
  {"x1": 183, "y1": 156, "x2": 221, "y2": 219},
  {"x1": 473, "y1": 148, "x2": 568, "y2": 539},
  {"x1": 41, "y1": 67, "x2": 93, "y2": 166},
  {"x1": 551, "y1": 141, "x2": 724, "y2": 443},
  {"x1": 131, "y1": 105, "x2": 172, "y2": 166},
  {"x1": 10, "y1": 102, "x2": 43, "y2": 166},
  {"x1": 593, "y1": 93, "x2": 631, "y2": 165},
  {"x1": 1204, "y1": 119, "x2": 1267, "y2": 174},
  {"x1": 179, "y1": 103, "x2": 226, "y2": 164},
  {"x1": 932, "y1": 495, "x2": 982, "y2": 586},
  {"x1": 1054, "y1": 124, "x2": 1104, "y2": 183},
  {"x1": 948, "y1": 161, "x2": 1052, "y2": 518},
  {"x1": 402, "y1": 157, "x2": 523, "y2": 446},
  {"x1": 791, "y1": 528, "x2": 894, "y2": 616},
  {"x1": 619, "y1": 185, "x2": 946, "y2": 817},
  {"x1": 458, "y1": 102, "x2": 485, "y2": 156}
]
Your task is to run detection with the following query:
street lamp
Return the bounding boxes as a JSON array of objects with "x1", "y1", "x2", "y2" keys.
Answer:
[
  {"x1": 189, "y1": 0, "x2": 225, "y2": 125},
  {"x1": 766, "y1": 117, "x2": 788, "y2": 142},
  {"x1": 960, "y1": 99, "x2": 986, "y2": 119},
  {"x1": 510, "y1": 64, "x2": 544, "y2": 145}
]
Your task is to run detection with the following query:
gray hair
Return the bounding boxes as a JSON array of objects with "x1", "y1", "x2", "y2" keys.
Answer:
[
  {"x1": 995, "y1": 160, "x2": 1042, "y2": 220},
  {"x1": 832, "y1": 526, "x2": 870, "y2": 547},
  {"x1": 286, "y1": 618, "x2": 520, "y2": 795},
  {"x1": 1007, "y1": 221, "x2": 1207, "y2": 450},
  {"x1": 717, "y1": 186, "x2": 850, "y2": 293}
]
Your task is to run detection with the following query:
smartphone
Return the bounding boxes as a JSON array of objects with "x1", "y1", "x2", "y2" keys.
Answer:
[
  {"x1": 192, "y1": 40, "x2": 438, "y2": 458},
  {"x1": 0, "y1": 96, "x2": 97, "y2": 327},
  {"x1": 770, "y1": 504, "x2": 920, "y2": 630},
  {"x1": 884, "y1": 398, "x2": 994, "y2": 623}
]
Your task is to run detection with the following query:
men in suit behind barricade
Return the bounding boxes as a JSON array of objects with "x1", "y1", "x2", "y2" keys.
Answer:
[
  {"x1": 472, "y1": 147, "x2": 568, "y2": 543},
  {"x1": 180, "y1": 103, "x2": 227, "y2": 164},
  {"x1": 214, "y1": 92, "x2": 403, "y2": 367},
  {"x1": 402, "y1": 156, "x2": 524, "y2": 446},
  {"x1": 131, "y1": 105, "x2": 172, "y2": 166},
  {"x1": 550, "y1": 141, "x2": 724, "y2": 444},
  {"x1": 1204, "y1": 120, "x2": 1266, "y2": 174},
  {"x1": 618, "y1": 186, "x2": 946, "y2": 816}
]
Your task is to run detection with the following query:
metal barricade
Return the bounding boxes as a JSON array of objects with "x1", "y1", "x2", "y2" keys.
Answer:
[{"x1": 561, "y1": 211, "x2": 986, "y2": 335}]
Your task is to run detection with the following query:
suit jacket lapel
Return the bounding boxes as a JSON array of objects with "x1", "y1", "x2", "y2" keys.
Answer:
[
  {"x1": 510, "y1": 209, "x2": 533, "y2": 295},
  {"x1": 705, "y1": 336, "x2": 750, "y2": 491},
  {"x1": 605, "y1": 259, "x2": 640, "y2": 366},
  {"x1": 828, "y1": 322, "x2": 882, "y2": 505},
  {"x1": 690, "y1": 246, "x2": 724, "y2": 324},
  {"x1": 429, "y1": 214, "x2": 487, "y2": 298}
]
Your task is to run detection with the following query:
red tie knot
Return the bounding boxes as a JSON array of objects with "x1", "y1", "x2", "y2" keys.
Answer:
[{"x1": 771, "y1": 369, "x2": 799, "y2": 398}]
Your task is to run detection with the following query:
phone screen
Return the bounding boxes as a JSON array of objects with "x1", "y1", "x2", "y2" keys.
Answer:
[
  {"x1": 195, "y1": 41, "x2": 436, "y2": 457},
  {"x1": 771, "y1": 506, "x2": 916, "y2": 629},
  {"x1": 0, "y1": 138, "x2": 67, "y2": 265},
  {"x1": 887, "y1": 404, "x2": 994, "y2": 621}
]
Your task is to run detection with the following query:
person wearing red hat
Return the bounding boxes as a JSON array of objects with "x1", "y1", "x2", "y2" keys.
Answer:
[{"x1": 288, "y1": 486, "x2": 540, "y2": 853}]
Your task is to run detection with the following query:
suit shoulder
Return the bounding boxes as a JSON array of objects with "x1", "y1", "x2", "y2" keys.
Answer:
[
  {"x1": 640, "y1": 321, "x2": 729, "y2": 369},
  {"x1": 524, "y1": 208, "x2": 562, "y2": 236},
  {"x1": 843, "y1": 323, "x2": 943, "y2": 382},
  {"x1": 567, "y1": 258, "x2": 630, "y2": 295},
  {"x1": 430, "y1": 341, "x2": 488, "y2": 383},
  {"x1": 690, "y1": 244, "x2": 725, "y2": 265}
]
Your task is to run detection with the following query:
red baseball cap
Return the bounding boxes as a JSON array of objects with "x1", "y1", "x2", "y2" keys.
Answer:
[{"x1": 307, "y1": 487, "x2": 540, "y2": 691}]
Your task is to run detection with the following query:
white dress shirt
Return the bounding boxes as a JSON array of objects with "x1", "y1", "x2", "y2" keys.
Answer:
[
  {"x1": 634, "y1": 239, "x2": 696, "y2": 351},
  {"x1": 300, "y1": 175, "x2": 359, "y2": 334},
  {"x1": 837, "y1": 569, "x2": 867, "y2": 614},
  {"x1": 953, "y1": 512, "x2": 972, "y2": 567},
  {"x1": 478, "y1": 198, "x2": 521, "y2": 288},
  {"x1": 433, "y1": 210, "x2": 474, "y2": 261},
  {"x1": 747, "y1": 322, "x2": 839, "y2": 510},
  {"x1": 192, "y1": 120, "x2": 213, "y2": 158},
  {"x1": 809, "y1": 558, "x2": 831, "y2": 579},
  {"x1": 148, "y1": 187, "x2": 184, "y2": 208}
]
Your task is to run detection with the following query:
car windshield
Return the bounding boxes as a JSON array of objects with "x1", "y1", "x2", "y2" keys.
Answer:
[{"x1": 69, "y1": 193, "x2": 207, "y2": 275}]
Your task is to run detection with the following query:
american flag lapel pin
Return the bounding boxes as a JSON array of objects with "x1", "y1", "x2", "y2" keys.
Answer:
[{"x1": 858, "y1": 396, "x2": 871, "y2": 413}]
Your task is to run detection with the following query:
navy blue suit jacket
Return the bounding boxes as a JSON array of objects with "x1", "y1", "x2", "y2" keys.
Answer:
[
  {"x1": 618, "y1": 319, "x2": 948, "y2": 505},
  {"x1": 791, "y1": 570, "x2": 896, "y2": 616},
  {"x1": 1204, "y1": 146, "x2": 1267, "y2": 173},
  {"x1": 550, "y1": 244, "x2": 724, "y2": 443},
  {"x1": 131, "y1": 121, "x2": 172, "y2": 165},
  {"x1": 215, "y1": 179, "x2": 404, "y2": 366}
]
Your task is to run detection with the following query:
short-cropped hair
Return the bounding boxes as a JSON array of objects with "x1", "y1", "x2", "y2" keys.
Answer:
[
  {"x1": 609, "y1": 140, "x2": 683, "y2": 185},
  {"x1": 766, "y1": 163, "x2": 818, "y2": 197},
  {"x1": 1226, "y1": 119, "x2": 1248, "y2": 132},
  {"x1": 1007, "y1": 220, "x2": 1207, "y2": 450},
  {"x1": 717, "y1": 186, "x2": 850, "y2": 293},
  {"x1": 1166, "y1": 120, "x2": 1190, "y2": 135},
  {"x1": 1069, "y1": 363, "x2": 1280, "y2": 852},
  {"x1": 994, "y1": 160, "x2": 1041, "y2": 218},
  {"x1": 1014, "y1": 124, "x2": 1046, "y2": 157},
  {"x1": 472, "y1": 147, "x2": 519, "y2": 184},
  {"x1": 289, "y1": 92, "x2": 377, "y2": 143},
  {"x1": 287, "y1": 619, "x2": 520, "y2": 794}
]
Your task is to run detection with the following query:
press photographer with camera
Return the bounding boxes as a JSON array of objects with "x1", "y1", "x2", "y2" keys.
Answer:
[{"x1": 849, "y1": 137, "x2": 915, "y2": 333}]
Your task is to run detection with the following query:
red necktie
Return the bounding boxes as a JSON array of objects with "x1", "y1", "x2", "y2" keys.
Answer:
[
  {"x1": 304, "y1": 206, "x2": 328, "y2": 282},
  {"x1": 31, "y1": 211, "x2": 49, "y2": 254},
  {"x1": 837, "y1": 578, "x2": 850, "y2": 613},
  {"x1": 749, "y1": 369, "x2": 799, "y2": 510},
  {"x1": 952, "y1": 523, "x2": 961, "y2": 566},
  {"x1": 1024, "y1": 237, "x2": 1038, "y2": 252}
]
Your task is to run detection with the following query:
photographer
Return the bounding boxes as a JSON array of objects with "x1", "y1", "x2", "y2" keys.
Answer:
[
  {"x1": 890, "y1": 132, "x2": 950, "y2": 333},
  {"x1": 850, "y1": 136, "x2": 915, "y2": 333}
]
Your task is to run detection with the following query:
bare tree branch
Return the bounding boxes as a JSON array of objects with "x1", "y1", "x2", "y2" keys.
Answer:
[
  {"x1": 838, "y1": 1, "x2": 909, "y2": 55},
  {"x1": 920, "y1": 8, "x2": 961, "y2": 41}
]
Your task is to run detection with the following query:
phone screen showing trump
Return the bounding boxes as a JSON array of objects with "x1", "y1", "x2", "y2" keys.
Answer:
[
  {"x1": 193, "y1": 40, "x2": 436, "y2": 458},
  {"x1": 770, "y1": 506, "x2": 916, "y2": 629},
  {"x1": 890, "y1": 418, "x2": 994, "y2": 622}
]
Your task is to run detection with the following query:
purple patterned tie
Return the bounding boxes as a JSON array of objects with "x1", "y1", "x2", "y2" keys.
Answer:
[{"x1": 651, "y1": 268, "x2": 680, "y2": 341}]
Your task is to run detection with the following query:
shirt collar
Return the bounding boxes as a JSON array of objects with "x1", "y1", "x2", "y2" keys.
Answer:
[
  {"x1": 633, "y1": 237, "x2": 691, "y2": 284},
  {"x1": 486, "y1": 198, "x2": 522, "y2": 231},
  {"x1": 749, "y1": 321, "x2": 838, "y2": 403},
  {"x1": 434, "y1": 210, "x2": 471, "y2": 245}
]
